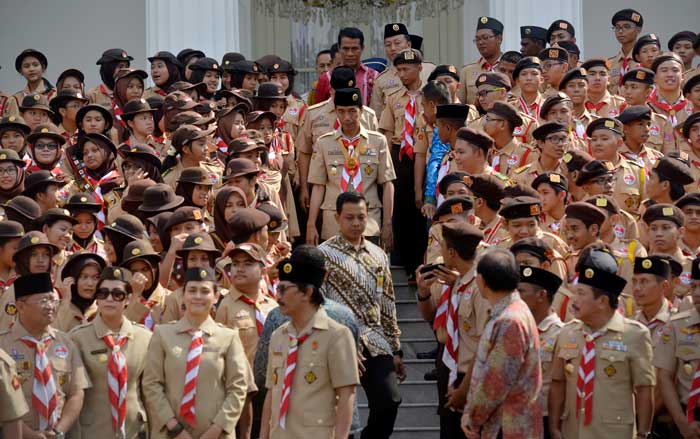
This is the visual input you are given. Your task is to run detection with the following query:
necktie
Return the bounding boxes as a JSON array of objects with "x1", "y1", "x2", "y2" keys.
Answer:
[
  {"x1": 340, "y1": 137, "x2": 363, "y2": 193},
  {"x1": 21, "y1": 335, "x2": 58, "y2": 431},
  {"x1": 103, "y1": 334, "x2": 128, "y2": 437},
  {"x1": 576, "y1": 331, "x2": 603, "y2": 425},
  {"x1": 238, "y1": 295, "x2": 266, "y2": 335},
  {"x1": 179, "y1": 330, "x2": 204, "y2": 427},
  {"x1": 435, "y1": 280, "x2": 473, "y2": 385},
  {"x1": 279, "y1": 331, "x2": 312, "y2": 429},
  {"x1": 400, "y1": 95, "x2": 416, "y2": 161},
  {"x1": 687, "y1": 356, "x2": 700, "y2": 423}
]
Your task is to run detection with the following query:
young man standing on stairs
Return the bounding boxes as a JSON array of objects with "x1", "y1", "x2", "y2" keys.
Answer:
[
  {"x1": 416, "y1": 221, "x2": 488, "y2": 439},
  {"x1": 318, "y1": 191, "x2": 403, "y2": 439}
]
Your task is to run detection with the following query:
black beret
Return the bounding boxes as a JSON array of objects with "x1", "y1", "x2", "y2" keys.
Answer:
[
  {"x1": 559, "y1": 67, "x2": 587, "y2": 90},
  {"x1": 632, "y1": 34, "x2": 661, "y2": 62},
  {"x1": 576, "y1": 160, "x2": 615, "y2": 186},
  {"x1": 500, "y1": 196, "x2": 542, "y2": 219},
  {"x1": 437, "y1": 172, "x2": 471, "y2": 195},
  {"x1": 503, "y1": 182, "x2": 539, "y2": 199},
  {"x1": 465, "y1": 174, "x2": 507, "y2": 204},
  {"x1": 539, "y1": 47, "x2": 569, "y2": 63},
  {"x1": 14, "y1": 273, "x2": 53, "y2": 299},
  {"x1": 651, "y1": 52, "x2": 684, "y2": 73},
  {"x1": 634, "y1": 255, "x2": 671, "y2": 278},
  {"x1": 651, "y1": 154, "x2": 694, "y2": 186},
  {"x1": 580, "y1": 59, "x2": 610, "y2": 72},
  {"x1": 519, "y1": 265, "x2": 563, "y2": 297},
  {"x1": 476, "y1": 16, "x2": 503, "y2": 33},
  {"x1": 520, "y1": 26, "x2": 547, "y2": 42},
  {"x1": 475, "y1": 72, "x2": 511, "y2": 90},
  {"x1": 611, "y1": 8, "x2": 643, "y2": 26},
  {"x1": 393, "y1": 48, "x2": 422, "y2": 66},
  {"x1": 682, "y1": 111, "x2": 700, "y2": 139},
  {"x1": 532, "y1": 172, "x2": 568, "y2": 193},
  {"x1": 555, "y1": 41, "x2": 580, "y2": 56},
  {"x1": 184, "y1": 267, "x2": 216, "y2": 283},
  {"x1": 546, "y1": 20, "x2": 575, "y2": 42},
  {"x1": 540, "y1": 92, "x2": 572, "y2": 119},
  {"x1": 532, "y1": 121, "x2": 567, "y2": 141},
  {"x1": 565, "y1": 202, "x2": 606, "y2": 227},
  {"x1": 513, "y1": 56, "x2": 542, "y2": 80},
  {"x1": 384, "y1": 23, "x2": 409, "y2": 39},
  {"x1": 436, "y1": 104, "x2": 470, "y2": 121},
  {"x1": 617, "y1": 105, "x2": 652, "y2": 124},
  {"x1": 334, "y1": 87, "x2": 362, "y2": 108},
  {"x1": 488, "y1": 102, "x2": 523, "y2": 128},
  {"x1": 657, "y1": 254, "x2": 683, "y2": 278},
  {"x1": 562, "y1": 149, "x2": 593, "y2": 172},
  {"x1": 577, "y1": 249, "x2": 626, "y2": 295},
  {"x1": 668, "y1": 31, "x2": 697, "y2": 51},
  {"x1": 642, "y1": 203, "x2": 685, "y2": 227},
  {"x1": 621, "y1": 68, "x2": 655, "y2": 86},
  {"x1": 510, "y1": 237, "x2": 551, "y2": 262},
  {"x1": 585, "y1": 117, "x2": 623, "y2": 137},
  {"x1": 683, "y1": 75, "x2": 700, "y2": 96},
  {"x1": 433, "y1": 196, "x2": 474, "y2": 221},
  {"x1": 278, "y1": 245, "x2": 326, "y2": 289},
  {"x1": 693, "y1": 258, "x2": 700, "y2": 281},
  {"x1": 585, "y1": 195, "x2": 620, "y2": 215},
  {"x1": 330, "y1": 66, "x2": 356, "y2": 90},
  {"x1": 428, "y1": 64, "x2": 460, "y2": 82},
  {"x1": 455, "y1": 128, "x2": 494, "y2": 154},
  {"x1": 677, "y1": 193, "x2": 700, "y2": 209}
]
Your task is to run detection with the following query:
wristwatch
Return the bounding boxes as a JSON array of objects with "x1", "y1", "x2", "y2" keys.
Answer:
[
  {"x1": 416, "y1": 291, "x2": 431, "y2": 302},
  {"x1": 166, "y1": 421, "x2": 185, "y2": 438},
  {"x1": 393, "y1": 349, "x2": 404, "y2": 358}
]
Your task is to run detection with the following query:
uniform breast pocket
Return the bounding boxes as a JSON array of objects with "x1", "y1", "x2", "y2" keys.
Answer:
[
  {"x1": 300, "y1": 358, "x2": 328, "y2": 387},
  {"x1": 677, "y1": 346, "x2": 700, "y2": 363},
  {"x1": 557, "y1": 348, "x2": 580, "y2": 379},
  {"x1": 599, "y1": 350, "x2": 629, "y2": 381},
  {"x1": 51, "y1": 360, "x2": 72, "y2": 391}
]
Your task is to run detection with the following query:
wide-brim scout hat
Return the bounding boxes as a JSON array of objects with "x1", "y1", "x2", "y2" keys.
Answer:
[
  {"x1": 175, "y1": 232, "x2": 220, "y2": 258},
  {"x1": 228, "y1": 137, "x2": 266, "y2": 155},
  {"x1": 177, "y1": 49, "x2": 206, "y2": 65},
  {"x1": 148, "y1": 51, "x2": 182, "y2": 67},
  {"x1": 228, "y1": 60, "x2": 260, "y2": 75},
  {"x1": 118, "y1": 144, "x2": 162, "y2": 170},
  {"x1": 49, "y1": 89, "x2": 88, "y2": 114},
  {"x1": 27, "y1": 124, "x2": 67, "y2": 146},
  {"x1": 246, "y1": 110, "x2": 277, "y2": 126},
  {"x1": 23, "y1": 171, "x2": 68, "y2": 196},
  {"x1": 0, "y1": 221, "x2": 24, "y2": 238},
  {"x1": 257, "y1": 202, "x2": 288, "y2": 233},
  {"x1": 189, "y1": 57, "x2": 222, "y2": 73},
  {"x1": 60, "y1": 252, "x2": 107, "y2": 281},
  {"x1": 15, "y1": 49, "x2": 48, "y2": 72},
  {"x1": 97, "y1": 48, "x2": 133, "y2": 65},
  {"x1": 177, "y1": 167, "x2": 217, "y2": 186},
  {"x1": 228, "y1": 208, "x2": 270, "y2": 242},
  {"x1": 268, "y1": 59, "x2": 296, "y2": 76},
  {"x1": 0, "y1": 115, "x2": 30, "y2": 136},
  {"x1": 57, "y1": 68, "x2": 85, "y2": 85},
  {"x1": 223, "y1": 158, "x2": 260, "y2": 181},
  {"x1": 163, "y1": 91, "x2": 199, "y2": 112},
  {"x1": 114, "y1": 68, "x2": 148, "y2": 83},
  {"x1": 216, "y1": 102, "x2": 251, "y2": 122},
  {"x1": 221, "y1": 52, "x2": 246, "y2": 70},
  {"x1": 121, "y1": 179, "x2": 157, "y2": 210},
  {"x1": 65, "y1": 193, "x2": 102, "y2": 214},
  {"x1": 19, "y1": 94, "x2": 54, "y2": 115},
  {"x1": 41, "y1": 208, "x2": 78, "y2": 225},
  {"x1": 13, "y1": 231, "x2": 58, "y2": 262},
  {"x1": 165, "y1": 206, "x2": 206, "y2": 232},
  {"x1": 0, "y1": 149, "x2": 27, "y2": 167},
  {"x1": 170, "y1": 111, "x2": 215, "y2": 128},
  {"x1": 121, "y1": 239, "x2": 162, "y2": 268},
  {"x1": 138, "y1": 183, "x2": 184, "y2": 212},
  {"x1": 171, "y1": 124, "x2": 216, "y2": 151},
  {"x1": 217, "y1": 89, "x2": 253, "y2": 111},
  {"x1": 3, "y1": 196, "x2": 41, "y2": 222},
  {"x1": 122, "y1": 98, "x2": 156, "y2": 118},
  {"x1": 76, "y1": 133, "x2": 118, "y2": 158},
  {"x1": 229, "y1": 242, "x2": 267, "y2": 263},
  {"x1": 103, "y1": 214, "x2": 146, "y2": 240},
  {"x1": 254, "y1": 82, "x2": 286, "y2": 100},
  {"x1": 171, "y1": 81, "x2": 209, "y2": 97},
  {"x1": 76, "y1": 105, "x2": 114, "y2": 131}
]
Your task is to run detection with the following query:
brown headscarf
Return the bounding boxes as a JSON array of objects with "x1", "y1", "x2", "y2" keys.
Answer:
[
  {"x1": 213, "y1": 186, "x2": 248, "y2": 243},
  {"x1": 0, "y1": 162, "x2": 25, "y2": 204}
]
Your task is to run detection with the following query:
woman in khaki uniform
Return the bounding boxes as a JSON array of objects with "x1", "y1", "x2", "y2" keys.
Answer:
[
  {"x1": 143, "y1": 267, "x2": 249, "y2": 439},
  {"x1": 144, "y1": 51, "x2": 183, "y2": 99},
  {"x1": 70, "y1": 266, "x2": 152, "y2": 439},
  {"x1": 5, "y1": 49, "x2": 56, "y2": 118},
  {"x1": 86, "y1": 49, "x2": 133, "y2": 107},
  {"x1": 55, "y1": 252, "x2": 106, "y2": 333}
]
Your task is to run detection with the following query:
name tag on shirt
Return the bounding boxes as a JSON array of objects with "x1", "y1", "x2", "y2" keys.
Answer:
[{"x1": 602, "y1": 340, "x2": 628, "y2": 352}]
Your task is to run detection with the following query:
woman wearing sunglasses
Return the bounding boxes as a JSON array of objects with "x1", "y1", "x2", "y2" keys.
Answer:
[{"x1": 70, "y1": 266, "x2": 152, "y2": 439}]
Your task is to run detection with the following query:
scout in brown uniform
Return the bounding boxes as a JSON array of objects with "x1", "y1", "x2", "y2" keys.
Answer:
[
  {"x1": 63, "y1": 194, "x2": 105, "y2": 258},
  {"x1": 0, "y1": 221, "x2": 24, "y2": 332},
  {"x1": 562, "y1": 202, "x2": 607, "y2": 281},
  {"x1": 669, "y1": 31, "x2": 697, "y2": 72},
  {"x1": 144, "y1": 51, "x2": 183, "y2": 99},
  {"x1": 121, "y1": 98, "x2": 163, "y2": 153},
  {"x1": 548, "y1": 249, "x2": 655, "y2": 439},
  {"x1": 458, "y1": 16, "x2": 504, "y2": 105},
  {"x1": 649, "y1": 53, "x2": 695, "y2": 133},
  {"x1": 121, "y1": 239, "x2": 171, "y2": 330},
  {"x1": 684, "y1": 76, "x2": 700, "y2": 116},
  {"x1": 482, "y1": 101, "x2": 536, "y2": 177},
  {"x1": 513, "y1": 122, "x2": 570, "y2": 188},
  {"x1": 631, "y1": 33, "x2": 661, "y2": 71},
  {"x1": 465, "y1": 174, "x2": 509, "y2": 246},
  {"x1": 681, "y1": 113, "x2": 700, "y2": 192},
  {"x1": 18, "y1": 94, "x2": 54, "y2": 132},
  {"x1": 560, "y1": 149, "x2": 593, "y2": 203},
  {"x1": 631, "y1": 255, "x2": 675, "y2": 353},
  {"x1": 5, "y1": 49, "x2": 56, "y2": 118},
  {"x1": 40, "y1": 208, "x2": 77, "y2": 284},
  {"x1": 422, "y1": 195, "x2": 473, "y2": 267},
  {"x1": 518, "y1": 265, "x2": 564, "y2": 432},
  {"x1": 581, "y1": 59, "x2": 626, "y2": 118},
  {"x1": 0, "y1": 115, "x2": 31, "y2": 158},
  {"x1": 520, "y1": 25, "x2": 547, "y2": 57},
  {"x1": 49, "y1": 89, "x2": 88, "y2": 143},
  {"x1": 512, "y1": 56, "x2": 545, "y2": 118},
  {"x1": 143, "y1": 267, "x2": 249, "y2": 439},
  {"x1": 539, "y1": 47, "x2": 570, "y2": 98},
  {"x1": 162, "y1": 124, "x2": 222, "y2": 190},
  {"x1": 539, "y1": 93, "x2": 588, "y2": 152},
  {"x1": 646, "y1": 154, "x2": 694, "y2": 207},
  {"x1": 617, "y1": 105, "x2": 665, "y2": 168},
  {"x1": 308, "y1": 87, "x2": 395, "y2": 243},
  {"x1": 415, "y1": 221, "x2": 486, "y2": 438},
  {"x1": 556, "y1": 41, "x2": 581, "y2": 70},
  {"x1": 559, "y1": 68, "x2": 596, "y2": 141},
  {"x1": 87, "y1": 49, "x2": 133, "y2": 107},
  {"x1": 268, "y1": 59, "x2": 306, "y2": 140},
  {"x1": 607, "y1": 9, "x2": 644, "y2": 95},
  {"x1": 532, "y1": 172, "x2": 568, "y2": 235},
  {"x1": 547, "y1": 19, "x2": 576, "y2": 46},
  {"x1": 216, "y1": 243, "x2": 278, "y2": 438},
  {"x1": 0, "y1": 346, "x2": 29, "y2": 437},
  {"x1": 55, "y1": 252, "x2": 106, "y2": 333},
  {"x1": 655, "y1": 259, "x2": 700, "y2": 438},
  {"x1": 0, "y1": 272, "x2": 90, "y2": 438},
  {"x1": 69, "y1": 266, "x2": 152, "y2": 439},
  {"x1": 297, "y1": 66, "x2": 379, "y2": 210},
  {"x1": 678, "y1": 193, "x2": 700, "y2": 259}
]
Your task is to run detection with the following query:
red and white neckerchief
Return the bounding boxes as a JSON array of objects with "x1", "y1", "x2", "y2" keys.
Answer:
[
  {"x1": 279, "y1": 330, "x2": 313, "y2": 429},
  {"x1": 435, "y1": 152, "x2": 453, "y2": 206},
  {"x1": 70, "y1": 239, "x2": 100, "y2": 255},
  {"x1": 21, "y1": 335, "x2": 58, "y2": 430},
  {"x1": 572, "y1": 119, "x2": 587, "y2": 140},
  {"x1": 436, "y1": 279, "x2": 474, "y2": 385},
  {"x1": 517, "y1": 95, "x2": 540, "y2": 119},
  {"x1": 0, "y1": 274, "x2": 17, "y2": 291},
  {"x1": 22, "y1": 152, "x2": 33, "y2": 167},
  {"x1": 90, "y1": 169, "x2": 120, "y2": 227},
  {"x1": 400, "y1": 93, "x2": 417, "y2": 160},
  {"x1": 483, "y1": 217, "x2": 504, "y2": 244},
  {"x1": 155, "y1": 88, "x2": 167, "y2": 97},
  {"x1": 648, "y1": 88, "x2": 689, "y2": 126},
  {"x1": 214, "y1": 136, "x2": 228, "y2": 155},
  {"x1": 179, "y1": 329, "x2": 204, "y2": 427},
  {"x1": 100, "y1": 84, "x2": 114, "y2": 100},
  {"x1": 139, "y1": 298, "x2": 159, "y2": 330},
  {"x1": 333, "y1": 118, "x2": 340, "y2": 130},
  {"x1": 687, "y1": 348, "x2": 700, "y2": 424},
  {"x1": 238, "y1": 295, "x2": 266, "y2": 335},
  {"x1": 619, "y1": 57, "x2": 631, "y2": 86},
  {"x1": 103, "y1": 334, "x2": 128, "y2": 437},
  {"x1": 340, "y1": 135, "x2": 363, "y2": 193},
  {"x1": 432, "y1": 284, "x2": 451, "y2": 332},
  {"x1": 111, "y1": 101, "x2": 126, "y2": 129},
  {"x1": 576, "y1": 330, "x2": 604, "y2": 425},
  {"x1": 584, "y1": 101, "x2": 606, "y2": 116},
  {"x1": 26, "y1": 160, "x2": 63, "y2": 177},
  {"x1": 74, "y1": 312, "x2": 97, "y2": 324}
]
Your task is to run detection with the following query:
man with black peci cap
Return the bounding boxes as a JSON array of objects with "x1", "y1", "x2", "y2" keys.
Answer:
[
  {"x1": 458, "y1": 16, "x2": 504, "y2": 105},
  {"x1": 581, "y1": 58, "x2": 626, "y2": 118},
  {"x1": 549, "y1": 248, "x2": 654, "y2": 439},
  {"x1": 608, "y1": 9, "x2": 643, "y2": 94},
  {"x1": 0, "y1": 272, "x2": 90, "y2": 438},
  {"x1": 520, "y1": 26, "x2": 548, "y2": 57},
  {"x1": 617, "y1": 105, "x2": 665, "y2": 169},
  {"x1": 307, "y1": 87, "x2": 395, "y2": 246},
  {"x1": 514, "y1": 122, "x2": 569, "y2": 188}
]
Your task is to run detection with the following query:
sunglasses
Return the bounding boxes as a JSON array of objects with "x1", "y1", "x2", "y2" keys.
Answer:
[
  {"x1": 95, "y1": 288, "x2": 128, "y2": 301},
  {"x1": 35, "y1": 142, "x2": 60, "y2": 151}
]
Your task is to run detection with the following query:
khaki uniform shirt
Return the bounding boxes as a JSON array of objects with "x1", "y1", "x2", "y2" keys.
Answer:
[
  {"x1": 142, "y1": 316, "x2": 249, "y2": 438},
  {"x1": 296, "y1": 99, "x2": 378, "y2": 155},
  {"x1": 538, "y1": 312, "x2": 564, "y2": 416},
  {"x1": 161, "y1": 287, "x2": 185, "y2": 324},
  {"x1": 85, "y1": 84, "x2": 114, "y2": 108},
  {"x1": 162, "y1": 158, "x2": 223, "y2": 190},
  {"x1": 369, "y1": 64, "x2": 436, "y2": 115},
  {"x1": 469, "y1": 112, "x2": 539, "y2": 145},
  {"x1": 379, "y1": 86, "x2": 424, "y2": 146},
  {"x1": 607, "y1": 50, "x2": 639, "y2": 95},
  {"x1": 0, "y1": 347, "x2": 29, "y2": 422},
  {"x1": 456, "y1": 268, "x2": 492, "y2": 373},
  {"x1": 552, "y1": 313, "x2": 655, "y2": 439},
  {"x1": 5, "y1": 82, "x2": 56, "y2": 118},
  {"x1": 608, "y1": 236, "x2": 647, "y2": 316},
  {"x1": 265, "y1": 307, "x2": 359, "y2": 439},
  {"x1": 69, "y1": 315, "x2": 152, "y2": 438},
  {"x1": 633, "y1": 298, "x2": 674, "y2": 349},
  {"x1": 308, "y1": 126, "x2": 396, "y2": 239},
  {"x1": 458, "y1": 57, "x2": 499, "y2": 105},
  {"x1": 618, "y1": 143, "x2": 664, "y2": 170},
  {"x1": 54, "y1": 299, "x2": 98, "y2": 333},
  {"x1": 551, "y1": 286, "x2": 576, "y2": 323},
  {"x1": 142, "y1": 86, "x2": 167, "y2": 101},
  {"x1": 281, "y1": 95, "x2": 306, "y2": 140},
  {"x1": 124, "y1": 284, "x2": 171, "y2": 329},
  {"x1": 679, "y1": 144, "x2": 700, "y2": 194},
  {"x1": 485, "y1": 138, "x2": 536, "y2": 178},
  {"x1": 584, "y1": 91, "x2": 626, "y2": 118},
  {"x1": 215, "y1": 288, "x2": 278, "y2": 364},
  {"x1": 479, "y1": 215, "x2": 509, "y2": 247},
  {"x1": 654, "y1": 308, "x2": 700, "y2": 406},
  {"x1": 512, "y1": 157, "x2": 568, "y2": 188},
  {"x1": 646, "y1": 109, "x2": 676, "y2": 153},
  {"x1": 0, "y1": 322, "x2": 91, "y2": 431},
  {"x1": 610, "y1": 155, "x2": 646, "y2": 215},
  {"x1": 0, "y1": 282, "x2": 17, "y2": 331}
]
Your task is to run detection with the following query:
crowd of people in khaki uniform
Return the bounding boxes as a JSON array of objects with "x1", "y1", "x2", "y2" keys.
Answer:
[{"x1": 2, "y1": 5, "x2": 700, "y2": 439}]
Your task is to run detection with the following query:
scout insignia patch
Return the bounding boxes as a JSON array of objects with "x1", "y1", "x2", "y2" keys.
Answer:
[
  {"x1": 565, "y1": 362, "x2": 574, "y2": 374},
  {"x1": 642, "y1": 259, "x2": 652, "y2": 269},
  {"x1": 604, "y1": 364, "x2": 616, "y2": 377},
  {"x1": 5, "y1": 303, "x2": 16, "y2": 315},
  {"x1": 529, "y1": 204, "x2": 540, "y2": 216},
  {"x1": 11, "y1": 375, "x2": 20, "y2": 390},
  {"x1": 584, "y1": 268, "x2": 594, "y2": 279},
  {"x1": 549, "y1": 49, "x2": 558, "y2": 59},
  {"x1": 58, "y1": 374, "x2": 66, "y2": 386},
  {"x1": 480, "y1": 16, "x2": 488, "y2": 24},
  {"x1": 172, "y1": 346, "x2": 183, "y2": 357},
  {"x1": 365, "y1": 165, "x2": 373, "y2": 175},
  {"x1": 283, "y1": 263, "x2": 292, "y2": 274},
  {"x1": 54, "y1": 345, "x2": 69, "y2": 359},
  {"x1": 312, "y1": 340, "x2": 318, "y2": 350},
  {"x1": 451, "y1": 203, "x2": 463, "y2": 214},
  {"x1": 685, "y1": 362, "x2": 694, "y2": 375},
  {"x1": 21, "y1": 360, "x2": 31, "y2": 371},
  {"x1": 305, "y1": 371, "x2": 317, "y2": 383},
  {"x1": 98, "y1": 354, "x2": 108, "y2": 363},
  {"x1": 392, "y1": 24, "x2": 399, "y2": 31},
  {"x1": 273, "y1": 371, "x2": 278, "y2": 385},
  {"x1": 463, "y1": 322, "x2": 471, "y2": 331}
]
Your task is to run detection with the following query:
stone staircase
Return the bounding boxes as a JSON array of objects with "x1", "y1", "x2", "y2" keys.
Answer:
[{"x1": 356, "y1": 266, "x2": 440, "y2": 438}]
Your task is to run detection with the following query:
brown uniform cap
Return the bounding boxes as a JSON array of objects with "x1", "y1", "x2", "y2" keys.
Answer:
[
  {"x1": 565, "y1": 202, "x2": 606, "y2": 227},
  {"x1": 455, "y1": 127, "x2": 494, "y2": 154},
  {"x1": 164, "y1": 206, "x2": 205, "y2": 231},
  {"x1": 224, "y1": 158, "x2": 259, "y2": 180},
  {"x1": 228, "y1": 208, "x2": 270, "y2": 243},
  {"x1": 642, "y1": 203, "x2": 685, "y2": 227},
  {"x1": 500, "y1": 196, "x2": 542, "y2": 219},
  {"x1": 138, "y1": 183, "x2": 184, "y2": 213},
  {"x1": 229, "y1": 242, "x2": 267, "y2": 263},
  {"x1": 488, "y1": 102, "x2": 523, "y2": 129}
]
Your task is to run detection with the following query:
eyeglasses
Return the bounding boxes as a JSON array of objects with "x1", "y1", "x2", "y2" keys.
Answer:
[
  {"x1": 544, "y1": 135, "x2": 570, "y2": 144},
  {"x1": 34, "y1": 142, "x2": 59, "y2": 151},
  {"x1": 612, "y1": 24, "x2": 636, "y2": 32},
  {"x1": 473, "y1": 34, "x2": 497, "y2": 44},
  {"x1": 542, "y1": 61, "x2": 564, "y2": 71},
  {"x1": 95, "y1": 288, "x2": 128, "y2": 301},
  {"x1": 0, "y1": 167, "x2": 18, "y2": 176},
  {"x1": 476, "y1": 87, "x2": 505, "y2": 98},
  {"x1": 591, "y1": 175, "x2": 615, "y2": 185},
  {"x1": 26, "y1": 297, "x2": 60, "y2": 308},
  {"x1": 484, "y1": 115, "x2": 505, "y2": 123}
]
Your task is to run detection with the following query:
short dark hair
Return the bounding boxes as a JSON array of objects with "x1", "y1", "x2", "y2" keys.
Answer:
[
  {"x1": 316, "y1": 49, "x2": 332, "y2": 61},
  {"x1": 652, "y1": 169, "x2": 686, "y2": 201},
  {"x1": 500, "y1": 51, "x2": 523, "y2": 64},
  {"x1": 336, "y1": 191, "x2": 367, "y2": 213},
  {"x1": 590, "y1": 285, "x2": 618, "y2": 310},
  {"x1": 441, "y1": 225, "x2": 478, "y2": 261},
  {"x1": 330, "y1": 43, "x2": 340, "y2": 59},
  {"x1": 338, "y1": 27, "x2": 365, "y2": 47},
  {"x1": 298, "y1": 283, "x2": 325, "y2": 306},
  {"x1": 422, "y1": 80, "x2": 450, "y2": 104},
  {"x1": 477, "y1": 249, "x2": 520, "y2": 292}
]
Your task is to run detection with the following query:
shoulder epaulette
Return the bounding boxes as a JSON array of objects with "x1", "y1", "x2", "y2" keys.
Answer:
[
  {"x1": 513, "y1": 164, "x2": 531, "y2": 174},
  {"x1": 670, "y1": 309, "x2": 695, "y2": 322}
]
